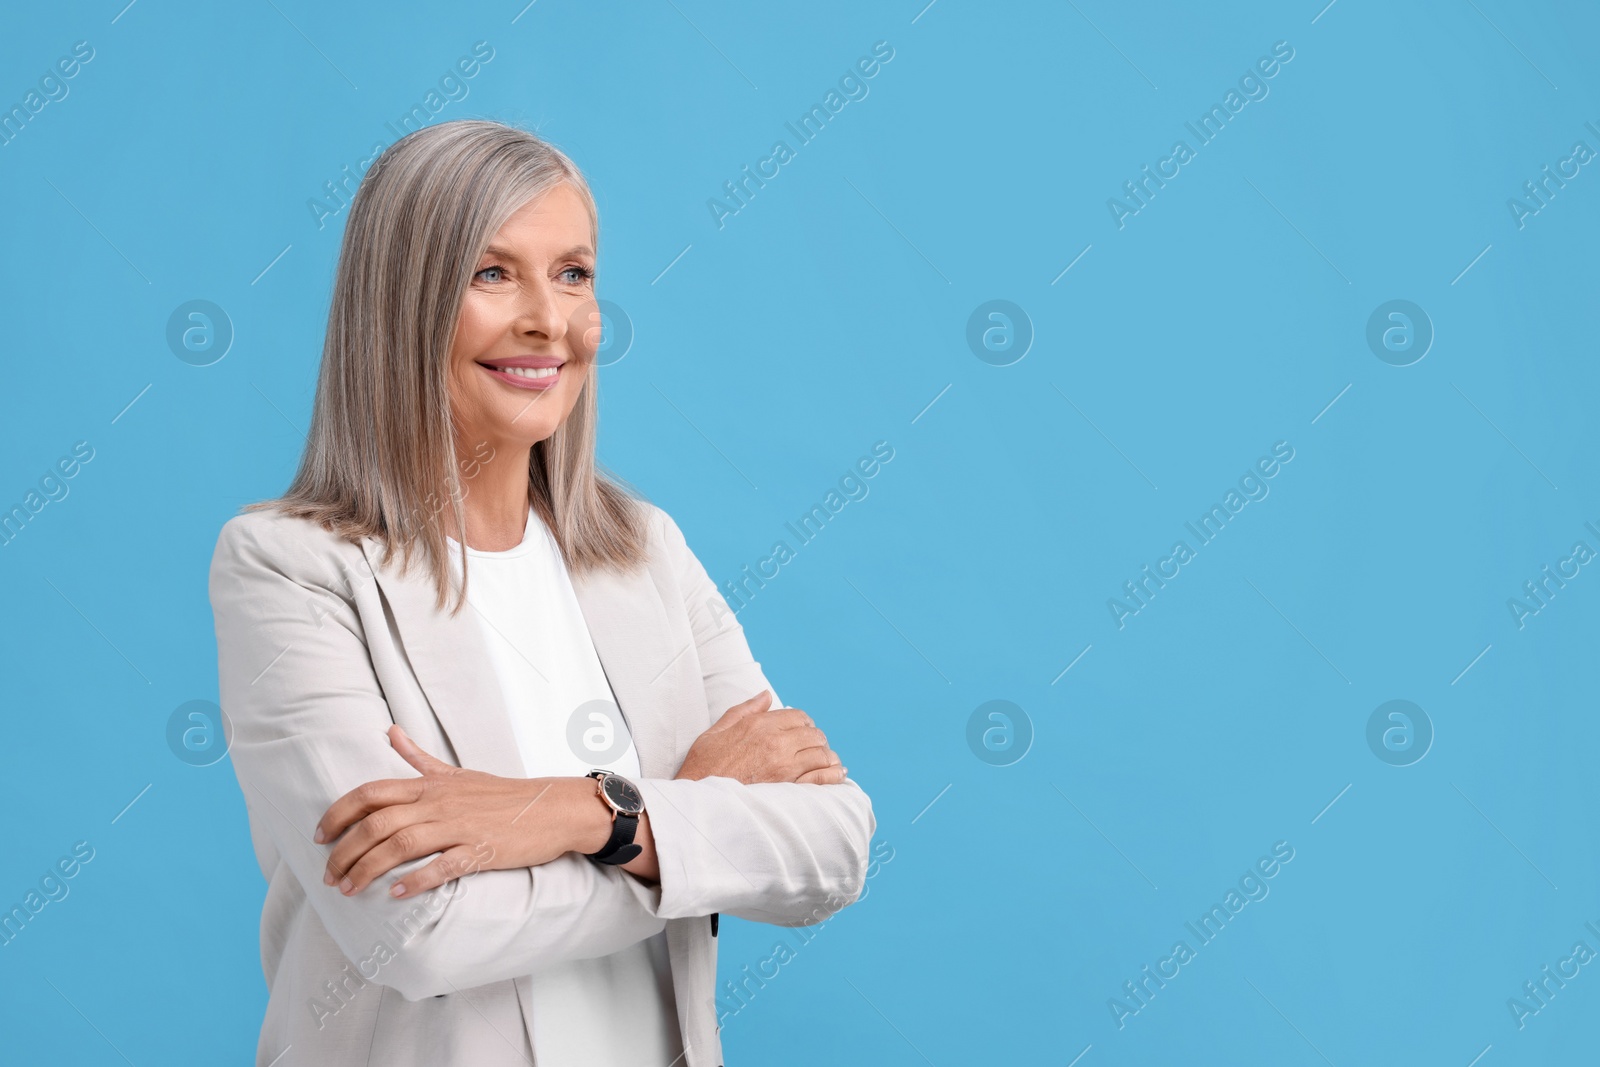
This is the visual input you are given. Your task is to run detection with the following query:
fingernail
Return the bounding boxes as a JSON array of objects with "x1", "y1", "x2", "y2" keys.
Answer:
[
  {"x1": 339, "y1": 877, "x2": 354, "y2": 894},
  {"x1": 313, "y1": 828, "x2": 327, "y2": 844},
  {"x1": 390, "y1": 882, "x2": 407, "y2": 898},
  {"x1": 323, "y1": 870, "x2": 334, "y2": 885}
]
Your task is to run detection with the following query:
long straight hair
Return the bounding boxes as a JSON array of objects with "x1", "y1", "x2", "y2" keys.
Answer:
[{"x1": 248, "y1": 119, "x2": 649, "y2": 615}]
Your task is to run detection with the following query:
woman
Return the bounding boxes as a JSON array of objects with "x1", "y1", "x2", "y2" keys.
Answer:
[{"x1": 208, "y1": 119, "x2": 875, "y2": 1066}]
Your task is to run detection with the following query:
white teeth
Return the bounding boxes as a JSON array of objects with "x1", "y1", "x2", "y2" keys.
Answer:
[{"x1": 493, "y1": 365, "x2": 558, "y2": 379}]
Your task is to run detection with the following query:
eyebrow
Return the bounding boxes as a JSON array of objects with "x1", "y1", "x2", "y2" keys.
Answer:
[{"x1": 482, "y1": 243, "x2": 594, "y2": 263}]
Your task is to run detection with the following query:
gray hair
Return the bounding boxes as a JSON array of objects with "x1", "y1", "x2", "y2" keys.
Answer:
[{"x1": 247, "y1": 119, "x2": 648, "y2": 615}]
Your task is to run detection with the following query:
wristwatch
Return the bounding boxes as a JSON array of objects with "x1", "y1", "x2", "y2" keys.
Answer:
[{"x1": 584, "y1": 770, "x2": 645, "y2": 865}]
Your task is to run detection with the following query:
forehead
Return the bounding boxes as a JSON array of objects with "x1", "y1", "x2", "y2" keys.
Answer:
[{"x1": 485, "y1": 184, "x2": 593, "y2": 260}]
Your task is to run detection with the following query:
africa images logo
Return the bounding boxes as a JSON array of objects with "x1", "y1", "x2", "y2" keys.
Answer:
[
  {"x1": 1107, "y1": 841, "x2": 1296, "y2": 1029},
  {"x1": 1106, "y1": 41, "x2": 1296, "y2": 230}
]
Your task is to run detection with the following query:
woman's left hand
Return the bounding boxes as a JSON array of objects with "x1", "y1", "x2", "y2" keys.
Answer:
[{"x1": 315, "y1": 725, "x2": 590, "y2": 899}]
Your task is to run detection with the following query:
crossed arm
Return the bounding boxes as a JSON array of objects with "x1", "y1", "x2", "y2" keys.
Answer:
[
  {"x1": 210, "y1": 510, "x2": 875, "y2": 1002},
  {"x1": 314, "y1": 688, "x2": 848, "y2": 900}
]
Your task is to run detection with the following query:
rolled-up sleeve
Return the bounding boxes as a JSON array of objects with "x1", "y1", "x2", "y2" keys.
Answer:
[
  {"x1": 210, "y1": 514, "x2": 672, "y2": 1001},
  {"x1": 637, "y1": 506, "x2": 877, "y2": 925}
]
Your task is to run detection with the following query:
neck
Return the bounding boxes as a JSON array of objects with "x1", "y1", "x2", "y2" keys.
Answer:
[{"x1": 455, "y1": 438, "x2": 535, "y2": 551}]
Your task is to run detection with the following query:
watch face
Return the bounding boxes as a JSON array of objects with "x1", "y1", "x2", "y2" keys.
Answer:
[{"x1": 601, "y1": 774, "x2": 644, "y2": 815}]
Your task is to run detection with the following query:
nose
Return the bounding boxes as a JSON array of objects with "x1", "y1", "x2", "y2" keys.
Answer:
[{"x1": 515, "y1": 275, "x2": 568, "y2": 345}]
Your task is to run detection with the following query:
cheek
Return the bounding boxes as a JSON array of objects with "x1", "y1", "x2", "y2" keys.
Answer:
[
  {"x1": 567, "y1": 300, "x2": 602, "y2": 362},
  {"x1": 561, "y1": 365, "x2": 589, "y2": 407},
  {"x1": 452, "y1": 299, "x2": 497, "y2": 361}
]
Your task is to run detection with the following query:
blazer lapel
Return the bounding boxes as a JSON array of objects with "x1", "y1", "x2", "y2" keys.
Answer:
[
  {"x1": 359, "y1": 537, "x2": 526, "y2": 778},
  {"x1": 359, "y1": 534, "x2": 684, "y2": 782},
  {"x1": 568, "y1": 564, "x2": 682, "y2": 780}
]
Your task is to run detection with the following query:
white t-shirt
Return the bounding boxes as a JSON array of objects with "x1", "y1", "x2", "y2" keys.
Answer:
[{"x1": 446, "y1": 505, "x2": 683, "y2": 1064}]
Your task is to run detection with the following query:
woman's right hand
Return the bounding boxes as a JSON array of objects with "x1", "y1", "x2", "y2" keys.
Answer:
[{"x1": 674, "y1": 691, "x2": 847, "y2": 785}]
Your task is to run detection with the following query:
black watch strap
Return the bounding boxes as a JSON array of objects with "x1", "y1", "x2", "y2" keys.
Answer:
[{"x1": 588, "y1": 811, "x2": 641, "y2": 866}]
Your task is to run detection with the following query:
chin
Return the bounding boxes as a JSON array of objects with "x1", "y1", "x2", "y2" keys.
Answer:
[{"x1": 500, "y1": 415, "x2": 562, "y2": 445}]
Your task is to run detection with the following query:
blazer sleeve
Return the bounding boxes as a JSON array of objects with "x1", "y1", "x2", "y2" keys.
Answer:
[
  {"x1": 633, "y1": 506, "x2": 877, "y2": 927},
  {"x1": 209, "y1": 514, "x2": 672, "y2": 1002}
]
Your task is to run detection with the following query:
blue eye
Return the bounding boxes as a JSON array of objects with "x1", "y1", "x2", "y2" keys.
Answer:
[
  {"x1": 475, "y1": 265, "x2": 506, "y2": 283},
  {"x1": 561, "y1": 265, "x2": 595, "y2": 284}
]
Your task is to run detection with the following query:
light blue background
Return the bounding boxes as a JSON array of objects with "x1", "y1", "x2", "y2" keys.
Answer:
[{"x1": 2, "y1": 1, "x2": 1597, "y2": 1063}]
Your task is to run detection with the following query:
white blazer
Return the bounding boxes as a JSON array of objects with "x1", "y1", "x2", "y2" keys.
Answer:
[{"x1": 208, "y1": 502, "x2": 875, "y2": 1066}]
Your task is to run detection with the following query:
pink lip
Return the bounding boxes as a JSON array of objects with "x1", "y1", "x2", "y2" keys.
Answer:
[
  {"x1": 478, "y1": 362, "x2": 562, "y2": 391},
  {"x1": 480, "y1": 355, "x2": 565, "y2": 369}
]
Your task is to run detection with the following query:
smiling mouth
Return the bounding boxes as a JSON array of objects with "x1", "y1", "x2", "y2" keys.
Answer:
[
  {"x1": 485, "y1": 364, "x2": 557, "y2": 380},
  {"x1": 477, "y1": 361, "x2": 563, "y2": 390}
]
